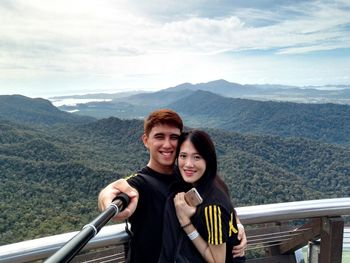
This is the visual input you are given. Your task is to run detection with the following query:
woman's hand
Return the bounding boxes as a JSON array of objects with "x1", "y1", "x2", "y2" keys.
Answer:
[{"x1": 174, "y1": 192, "x2": 197, "y2": 226}]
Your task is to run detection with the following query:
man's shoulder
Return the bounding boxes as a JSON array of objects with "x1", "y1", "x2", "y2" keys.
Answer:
[
  {"x1": 124, "y1": 172, "x2": 147, "y2": 184},
  {"x1": 125, "y1": 167, "x2": 172, "y2": 197},
  {"x1": 124, "y1": 166, "x2": 160, "y2": 188}
]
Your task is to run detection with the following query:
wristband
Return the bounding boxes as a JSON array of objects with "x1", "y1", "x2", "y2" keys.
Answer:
[
  {"x1": 237, "y1": 223, "x2": 245, "y2": 230},
  {"x1": 187, "y1": 230, "x2": 199, "y2": 240},
  {"x1": 181, "y1": 222, "x2": 192, "y2": 229}
]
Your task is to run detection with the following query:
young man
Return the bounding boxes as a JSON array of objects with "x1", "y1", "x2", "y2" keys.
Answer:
[{"x1": 98, "y1": 109, "x2": 247, "y2": 263}]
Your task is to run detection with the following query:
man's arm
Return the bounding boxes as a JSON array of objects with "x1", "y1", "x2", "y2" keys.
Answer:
[
  {"x1": 98, "y1": 179, "x2": 139, "y2": 220},
  {"x1": 232, "y1": 217, "x2": 247, "y2": 258}
]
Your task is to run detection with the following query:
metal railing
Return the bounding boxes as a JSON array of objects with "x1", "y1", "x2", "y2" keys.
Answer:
[
  {"x1": 237, "y1": 198, "x2": 350, "y2": 263},
  {"x1": 1, "y1": 197, "x2": 349, "y2": 263},
  {"x1": 0, "y1": 224, "x2": 129, "y2": 263}
]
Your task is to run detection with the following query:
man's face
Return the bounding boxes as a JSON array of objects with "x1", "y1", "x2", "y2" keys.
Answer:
[{"x1": 143, "y1": 124, "x2": 181, "y2": 174}]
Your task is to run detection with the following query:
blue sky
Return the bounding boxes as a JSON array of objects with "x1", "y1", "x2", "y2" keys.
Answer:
[{"x1": 0, "y1": 0, "x2": 349, "y2": 98}]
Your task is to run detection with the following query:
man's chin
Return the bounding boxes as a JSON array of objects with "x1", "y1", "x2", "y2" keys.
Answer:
[{"x1": 160, "y1": 156, "x2": 175, "y2": 164}]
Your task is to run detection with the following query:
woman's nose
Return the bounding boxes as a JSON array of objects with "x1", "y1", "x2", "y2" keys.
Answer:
[{"x1": 185, "y1": 158, "x2": 194, "y2": 167}]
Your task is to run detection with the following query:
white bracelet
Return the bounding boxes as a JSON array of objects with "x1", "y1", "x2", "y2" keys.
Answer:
[
  {"x1": 237, "y1": 223, "x2": 245, "y2": 230},
  {"x1": 187, "y1": 230, "x2": 199, "y2": 240}
]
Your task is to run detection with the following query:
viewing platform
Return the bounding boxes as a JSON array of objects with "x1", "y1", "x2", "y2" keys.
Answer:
[{"x1": 1, "y1": 197, "x2": 349, "y2": 263}]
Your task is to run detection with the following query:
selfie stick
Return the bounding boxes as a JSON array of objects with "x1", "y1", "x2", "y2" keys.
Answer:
[{"x1": 45, "y1": 193, "x2": 130, "y2": 263}]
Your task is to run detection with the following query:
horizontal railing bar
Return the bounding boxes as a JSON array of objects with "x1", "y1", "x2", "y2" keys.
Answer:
[
  {"x1": 236, "y1": 197, "x2": 350, "y2": 224},
  {"x1": 248, "y1": 227, "x2": 311, "y2": 239},
  {"x1": 83, "y1": 253, "x2": 121, "y2": 263},
  {"x1": 248, "y1": 238, "x2": 293, "y2": 247},
  {"x1": 248, "y1": 233, "x2": 302, "y2": 244},
  {"x1": 0, "y1": 224, "x2": 129, "y2": 263},
  {"x1": 246, "y1": 242, "x2": 285, "y2": 251}
]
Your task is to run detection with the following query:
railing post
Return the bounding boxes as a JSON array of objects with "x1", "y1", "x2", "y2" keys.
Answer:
[
  {"x1": 266, "y1": 222, "x2": 282, "y2": 256},
  {"x1": 319, "y1": 216, "x2": 344, "y2": 263}
]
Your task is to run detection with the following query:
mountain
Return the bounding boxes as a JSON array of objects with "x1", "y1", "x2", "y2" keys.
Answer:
[
  {"x1": 169, "y1": 90, "x2": 350, "y2": 145},
  {"x1": 164, "y1": 79, "x2": 257, "y2": 97},
  {"x1": 58, "y1": 89, "x2": 195, "y2": 119},
  {"x1": 164, "y1": 79, "x2": 350, "y2": 103},
  {"x1": 51, "y1": 80, "x2": 350, "y2": 145},
  {"x1": 51, "y1": 80, "x2": 350, "y2": 106},
  {"x1": 1, "y1": 96, "x2": 349, "y2": 245},
  {"x1": 53, "y1": 80, "x2": 350, "y2": 120},
  {"x1": 0, "y1": 95, "x2": 94, "y2": 126}
]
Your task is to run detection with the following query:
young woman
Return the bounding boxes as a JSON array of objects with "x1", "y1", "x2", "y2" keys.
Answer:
[{"x1": 158, "y1": 130, "x2": 246, "y2": 263}]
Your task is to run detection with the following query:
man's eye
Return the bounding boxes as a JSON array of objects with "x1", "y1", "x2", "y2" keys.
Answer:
[{"x1": 170, "y1": 135, "x2": 180, "y2": 140}]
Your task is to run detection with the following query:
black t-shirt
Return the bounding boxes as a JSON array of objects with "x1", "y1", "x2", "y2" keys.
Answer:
[
  {"x1": 126, "y1": 166, "x2": 176, "y2": 263},
  {"x1": 193, "y1": 186, "x2": 242, "y2": 262},
  {"x1": 159, "y1": 184, "x2": 244, "y2": 263}
]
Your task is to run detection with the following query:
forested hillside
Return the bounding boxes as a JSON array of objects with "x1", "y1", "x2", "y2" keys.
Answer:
[
  {"x1": 0, "y1": 117, "x2": 147, "y2": 245},
  {"x1": 1, "y1": 109, "x2": 349, "y2": 245}
]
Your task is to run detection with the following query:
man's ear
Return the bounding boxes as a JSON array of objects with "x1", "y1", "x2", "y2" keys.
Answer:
[{"x1": 142, "y1": 134, "x2": 149, "y2": 149}]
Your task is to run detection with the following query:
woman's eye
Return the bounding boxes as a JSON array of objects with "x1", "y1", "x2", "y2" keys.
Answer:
[
  {"x1": 179, "y1": 154, "x2": 186, "y2": 159},
  {"x1": 194, "y1": 155, "x2": 202, "y2": 160}
]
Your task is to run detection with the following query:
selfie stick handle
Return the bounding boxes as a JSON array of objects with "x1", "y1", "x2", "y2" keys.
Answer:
[{"x1": 45, "y1": 193, "x2": 130, "y2": 263}]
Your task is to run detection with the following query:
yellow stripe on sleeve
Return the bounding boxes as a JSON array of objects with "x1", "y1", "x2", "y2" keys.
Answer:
[
  {"x1": 218, "y1": 206, "x2": 222, "y2": 244},
  {"x1": 205, "y1": 205, "x2": 224, "y2": 245},
  {"x1": 124, "y1": 173, "x2": 138, "y2": 180},
  {"x1": 213, "y1": 205, "x2": 218, "y2": 244},
  {"x1": 205, "y1": 206, "x2": 211, "y2": 243},
  {"x1": 209, "y1": 205, "x2": 214, "y2": 244}
]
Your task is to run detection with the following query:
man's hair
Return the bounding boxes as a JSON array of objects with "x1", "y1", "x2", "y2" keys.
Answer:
[{"x1": 144, "y1": 109, "x2": 183, "y2": 135}]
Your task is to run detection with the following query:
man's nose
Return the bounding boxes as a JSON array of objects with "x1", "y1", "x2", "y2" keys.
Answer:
[{"x1": 163, "y1": 137, "x2": 172, "y2": 147}]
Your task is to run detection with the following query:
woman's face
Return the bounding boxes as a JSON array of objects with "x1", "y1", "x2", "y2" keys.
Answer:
[{"x1": 178, "y1": 139, "x2": 206, "y2": 184}]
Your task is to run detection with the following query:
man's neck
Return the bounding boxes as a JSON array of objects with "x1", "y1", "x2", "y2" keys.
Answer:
[{"x1": 146, "y1": 163, "x2": 173, "y2": 175}]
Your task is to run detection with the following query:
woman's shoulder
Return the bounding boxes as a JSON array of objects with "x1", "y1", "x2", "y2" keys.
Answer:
[{"x1": 202, "y1": 186, "x2": 233, "y2": 212}]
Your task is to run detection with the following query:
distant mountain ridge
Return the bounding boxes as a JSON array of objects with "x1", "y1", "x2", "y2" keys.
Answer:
[
  {"x1": 53, "y1": 79, "x2": 350, "y2": 105},
  {"x1": 164, "y1": 79, "x2": 350, "y2": 103},
  {"x1": 169, "y1": 90, "x2": 350, "y2": 145},
  {"x1": 2, "y1": 85, "x2": 350, "y2": 146},
  {"x1": 48, "y1": 80, "x2": 350, "y2": 145},
  {"x1": 0, "y1": 95, "x2": 94, "y2": 126}
]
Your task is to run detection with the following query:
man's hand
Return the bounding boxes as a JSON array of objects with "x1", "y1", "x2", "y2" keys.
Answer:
[
  {"x1": 232, "y1": 223, "x2": 247, "y2": 257},
  {"x1": 98, "y1": 179, "x2": 139, "y2": 221}
]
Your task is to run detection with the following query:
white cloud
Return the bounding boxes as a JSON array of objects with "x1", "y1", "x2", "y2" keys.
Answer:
[{"x1": 0, "y1": 0, "x2": 349, "y2": 96}]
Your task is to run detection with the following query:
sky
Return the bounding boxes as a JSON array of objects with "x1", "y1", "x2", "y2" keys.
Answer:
[{"x1": 0, "y1": 0, "x2": 350, "y2": 98}]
